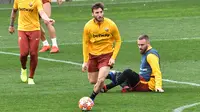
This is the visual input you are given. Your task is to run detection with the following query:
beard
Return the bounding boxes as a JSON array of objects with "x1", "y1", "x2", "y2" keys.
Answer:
[
  {"x1": 140, "y1": 46, "x2": 148, "y2": 54},
  {"x1": 95, "y1": 16, "x2": 103, "y2": 22}
]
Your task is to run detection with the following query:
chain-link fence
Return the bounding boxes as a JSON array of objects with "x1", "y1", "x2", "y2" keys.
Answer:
[{"x1": 0, "y1": 0, "x2": 13, "y2": 4}]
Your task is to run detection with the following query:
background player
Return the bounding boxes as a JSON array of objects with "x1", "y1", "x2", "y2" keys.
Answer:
[
  {"x1": 8, "y1": 0, "x2": 55, "y2": 84},
  {"x1": 39, "y1": 0, "x2": 63, "y2": 53}
]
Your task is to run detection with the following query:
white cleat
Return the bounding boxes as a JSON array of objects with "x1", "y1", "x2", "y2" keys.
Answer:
[
  {"x1": 20, "y1": 68, "x2": 27, "y2": 82},
  {"x1": 28, "y1": 78, "x2": 35, "y2": 85}
]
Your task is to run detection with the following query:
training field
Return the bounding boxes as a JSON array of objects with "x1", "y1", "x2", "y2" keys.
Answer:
[{"x1": 0, "y1": 0, "x2": 200, "y2": 111}]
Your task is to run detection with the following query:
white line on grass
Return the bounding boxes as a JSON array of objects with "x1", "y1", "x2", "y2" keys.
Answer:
[
  {"x1": 173, "y1": 102, "x2": 200, "y2": 112},
  {"x1": 0, "y1": 51, "x2": 200, "y2": 87},
  {"x1": 163, "y1": 79, "x2": 200, "y2": 87}
]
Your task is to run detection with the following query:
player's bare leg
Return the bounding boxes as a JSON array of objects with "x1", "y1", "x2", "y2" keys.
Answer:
[
  {"x1": 88, "y1": 72, "x2": 98, "y2": 84},
  {"x1": 43, "y1": 2, "x2": 59, "y2": 53},
  {"x1": 90, "y1": 66, "x2": 110, "y2": 101},
  {"x1": 39, "y1": 26, "x2": 51, "y2": 52}
]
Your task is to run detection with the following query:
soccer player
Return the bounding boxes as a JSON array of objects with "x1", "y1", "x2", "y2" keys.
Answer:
[
  {"x1": 102, "y1": 35, "x2": 164, "y2": 93},
  {"x1": 8, "y1": 0, "x2": 55, "y2": 84},
  {"x1": 82, "y1": 2, "x2": 122, "y2": 101},
  {"x1": 39, "y1": 0, "x2": 62, "y2": 53}
]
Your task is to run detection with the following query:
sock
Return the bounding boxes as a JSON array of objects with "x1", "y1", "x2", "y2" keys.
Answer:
[
  {"x1": 22, "y1": 67, "x2": 26, "y2": 70},
  {"x1": 90, "y1": 91, "x2": 98, "y2": 101},
  {"x1": 51, "y1": 38, "x2": 58, "y2": 47},
  {"x1": 106, "y1": 83, "x2": 117, "y2": 90},
  {"x1": 42, "y1": 40, "x2": 49, "y2": 46}
]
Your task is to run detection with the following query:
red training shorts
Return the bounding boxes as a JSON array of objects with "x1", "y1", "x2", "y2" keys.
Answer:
[
  {"x1": 131, "y1": 75, "x2": 151, "y2": 91},
  {"x1": 88, "y1": 52, "x2": 113, "y2": 72},
  {"x1": 42, "y1": 0, "x2": 51, "y2": 4}
]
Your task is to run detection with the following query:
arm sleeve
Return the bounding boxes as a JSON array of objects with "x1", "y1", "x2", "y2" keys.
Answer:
[
  {"x1": 147, "y1": 54, "x2": 162, "y2": 89},
  {"x1": 82, "y1": 25, "x2": 89, "y2": 63},
  {"x1": 36, "y1": 0, "x2": 43, "y2": 12},
  {"x1": 111, "y1": 22, "x2": 122, "y2": 60},
  {"x1": 13, "y1": 0, "x2": 18, "y2": 9}
]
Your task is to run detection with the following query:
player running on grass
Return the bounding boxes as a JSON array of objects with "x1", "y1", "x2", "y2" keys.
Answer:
[{"x1": 82, "y1": 2, "x2": 122, "y2": 101}]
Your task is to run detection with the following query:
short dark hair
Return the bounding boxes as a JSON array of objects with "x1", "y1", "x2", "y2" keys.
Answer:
[
  {"x1": 91, "y1": 2, "x2": 104, "y2": 12},
  {"x1": 138, "y1": 34, "x2": 150, "y2": 42}
]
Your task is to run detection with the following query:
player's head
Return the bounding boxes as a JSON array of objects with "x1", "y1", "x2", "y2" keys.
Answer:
[
  {"x1": 137, "y1": 34, "x2": 150, "y2": 54},
  {"x1": 91, "y1": 2, "x2": 104, "y2": 22}
]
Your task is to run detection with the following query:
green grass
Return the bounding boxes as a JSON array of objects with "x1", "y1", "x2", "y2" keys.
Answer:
[{"x1": 0, "y1": 0, "x2": 200, "y2": 112}]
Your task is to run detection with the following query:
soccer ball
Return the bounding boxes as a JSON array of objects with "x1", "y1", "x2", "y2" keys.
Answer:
[{"x1": 78, "y1": 97, "x2": 94, "y2": 111}]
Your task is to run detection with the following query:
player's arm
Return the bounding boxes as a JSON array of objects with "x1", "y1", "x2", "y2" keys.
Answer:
[
  {"x1": 36, "y1": 0, "x2": 54, "y2": 22},
  {"x1": 9, "y1": 9, "x2": 18, "y2": 27},
  {"x1": 8, "y1": 0, "x2": 18, "y2": 34},
  {"x1": 111, "y1": 22, "x2": 122, "y2": 60},
  {"x1": 147, "y1": 54, "x2": 164, "y2": 92},
  {"x1": 82, "y1": 25, "x2": 89, "y2": 63},
  {"x1": 82, "y1": 25, "x2": 89, "y2": 72},
  {"x1": 39, "y1": 10, "x2": 53, "y2": 22}
]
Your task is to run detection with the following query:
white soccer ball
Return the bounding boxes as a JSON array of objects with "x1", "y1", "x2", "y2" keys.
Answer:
[{"x1": 78, "y1": 97, "x2": 94, "y2": 111}]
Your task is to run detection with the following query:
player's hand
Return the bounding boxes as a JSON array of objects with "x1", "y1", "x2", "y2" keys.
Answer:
[
  {"x1": 48, "y1": 19, "x2": 55, "y2": 25},
  {"x1": 108, "y1": 58, "x2": 115, "y2": 66},
  {"x1": 8, "y1": 26, "x2": 15, "y2": 34},
  {"x1": 57, "y1": 0, "x2": 63, "y2": 5},
  {"x1": 82, "y1": 62, "x2": 88, "y2": 72},
  {"x1": 155, "y1": 88, "x2": 164, "y2": 93}
]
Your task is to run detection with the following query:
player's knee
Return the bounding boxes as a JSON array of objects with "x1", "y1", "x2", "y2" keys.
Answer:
[
  {"x1": 20, "y1": 52, "x2": 29, "y2": 57},
  {"x1": 123, "y1": 69, "x2": 138, "y2": 78},
  {"x1": 123, "y1": 69, "x2": 133, "y2": 75},
  {"x1": 30, "y1": 52, "x2": 38, "y2": 57},
  {"x1": 88, "y1": 79, "x2": 97, "y2": 84},
  {"x1": 90, "y1": 81, "x2": 96, "y2": 84},
  {"x1": 97, "y1": 77, "x2": 105, "y2": 84}
]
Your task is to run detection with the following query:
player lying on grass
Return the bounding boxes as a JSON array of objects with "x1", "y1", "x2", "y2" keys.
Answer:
[{"x1": 101, "y1": 34, "x2": 164, "y2": 93}]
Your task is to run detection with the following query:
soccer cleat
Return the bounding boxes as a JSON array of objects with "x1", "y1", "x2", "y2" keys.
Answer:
[
  {"x1": 100, "y1": 85, "x2": 108, "y2": 93},
  {"x1": 39, "y1": 45, "x2": 51, "y2": 52},
  {"x1": 28, "y1": 78, "x2": 35, "y2": 85},
  {"x1": 121, "y1": 86, "x2": 130, "y2": 93},
  {"x1": 50, "y1": 46, "x2": 59, "y2": 53},
  {"x1": 20, "y1": 68, "x2": 27, "y2": 82}
]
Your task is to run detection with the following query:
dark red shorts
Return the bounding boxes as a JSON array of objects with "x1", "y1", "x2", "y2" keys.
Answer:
[
  {"x1": 131, "y1": 76, "x2": 151, "y2": 91},
  {"x1": 88, "y1": 52, "x2": 113, "y2": 72},
  {"x1": 42, "y1": 0, "x2": 51, "y2": 4}
]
